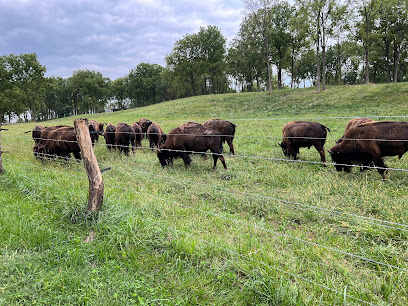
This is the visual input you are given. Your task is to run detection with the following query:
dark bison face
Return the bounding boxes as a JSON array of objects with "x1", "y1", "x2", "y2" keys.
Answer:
[
  {"x1": 278, "y1": 142, "x2": 288, "y2": 157},
  {"x1": 329, "y1": 150, "x2": 346, "y2": 172},
  {"x1": 157, "y1": 150, "x2": 171, "y2": 167}
]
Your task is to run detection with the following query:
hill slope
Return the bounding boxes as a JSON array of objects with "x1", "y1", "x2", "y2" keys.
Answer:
[{"x1": 1, "y1": 83, "x2": 408, "y2": 305}]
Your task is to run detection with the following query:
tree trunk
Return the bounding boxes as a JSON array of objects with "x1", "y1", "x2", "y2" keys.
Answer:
[
  {"x1": 264, "y1": 39, "x2": 273, "y2": 95},
  {"x1": 365, "y1": 11, "x2": 370, "y2": 84},
  {"x1": 291, "y1": 49, "x2": 295, "y2": 89},
  {"x1": 385, "y1": 39, "x2": 391, "y2": 83},
  {"x1": 322, "y1": 44, "x2": 326, "y2": 90},
  {"x1": 278, "y1": 66, "x2": 282, "y2": 90},
  {"x1": 393, "y1": 43, "x2": 400, "y2": 83},
  {"x1": 0, "y1": 120, "x2": 4, "y2": 174},
  {"x1": 316, "y1": 12, "x2": 321, "y2": 93},
  {"x1": 316, "y1": 42, "x2": 321, "y2": 93}
]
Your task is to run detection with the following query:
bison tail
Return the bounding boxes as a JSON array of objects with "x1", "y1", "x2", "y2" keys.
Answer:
[{"x1": 322, "y1": 125, "x2": 331, "y2": 132}]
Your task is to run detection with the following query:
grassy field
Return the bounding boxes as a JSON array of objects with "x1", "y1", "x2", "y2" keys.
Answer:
[{"x1": 1, "y1": 83, "x2": 408, "y2": 305}]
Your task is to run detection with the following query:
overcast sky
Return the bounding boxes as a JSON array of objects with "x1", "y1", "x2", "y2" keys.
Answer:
[{"x1": 0, "y1": 0, "x2": 244, "y2": 80}]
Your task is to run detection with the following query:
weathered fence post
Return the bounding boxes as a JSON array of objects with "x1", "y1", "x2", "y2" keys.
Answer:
[{"x1": 74, "y1": 118, "x2": 104, "y2": 212}]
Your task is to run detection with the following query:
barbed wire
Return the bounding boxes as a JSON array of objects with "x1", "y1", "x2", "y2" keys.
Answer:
[
  {"x1": 6, "y1": 147, "x2": 408, "y2": 274},
  {"x1": 5, "y1": 135, "x2": 408, "y2": 174},
  {"x1": 2, "y1": 156, "x2": 386, "y2": 304},
  {"x1": 13, "y1": 129, "x2": 408, "y2": 144},
  {"x1": 6, "y1": 145, "x2": 408, "y2": 232},
  {"x1": 139, "y1": 215, "x2": 377, "y2": 306}
]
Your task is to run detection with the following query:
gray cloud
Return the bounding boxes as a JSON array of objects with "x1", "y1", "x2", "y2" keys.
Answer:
[{"x1": 0, "y1": 0, "x2": 243, "y2": 79}]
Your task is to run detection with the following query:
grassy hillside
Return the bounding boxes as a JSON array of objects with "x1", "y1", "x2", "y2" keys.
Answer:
[{"x1": 1, "y1": 83, "x2": 408, "y2": 305}]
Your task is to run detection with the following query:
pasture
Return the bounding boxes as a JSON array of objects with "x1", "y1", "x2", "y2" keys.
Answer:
[{"x1": 1, "y1": 83, "x2": 408, "y2": 305}]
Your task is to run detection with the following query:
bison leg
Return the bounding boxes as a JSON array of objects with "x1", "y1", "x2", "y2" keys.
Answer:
[
  {"x1": 212, "y1": 153, "x2": 227, "y2": 171},
  {"x1": 371, "y1": 155, "x2": 387, "y2": 180},
  {"x1": 181, "y1": 153, "x2": 192, "y2": 167},
  {"x1": 226, "y1": 138, "x2": 235, "y2": 155},
  {"x1": 73, "y1": 151, "x2": 81, "y2": 161},
  {"x1": 314, "y1": 144, "x2": 326, "y2": 166}
]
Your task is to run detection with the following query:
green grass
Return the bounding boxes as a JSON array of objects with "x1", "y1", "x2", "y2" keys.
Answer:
[{"x1": 1, "y1": 83, "x2": 408, "y2": 305}]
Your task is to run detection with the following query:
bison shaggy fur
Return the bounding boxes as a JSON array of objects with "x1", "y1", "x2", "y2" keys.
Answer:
[
  {"x1": 329, "y1": 121, "x2": 408, "y2": 180},
  {"x1": 104, "y1": 123, "x2": 116, "y2": 151},
  {"x1": 33, "y1": 126, "x2": 81, "y2": 161},
  {"x1": 147, "y1": 122, "x2": 166, "y2": 148},
  {"x1": 157, "y1": 122, "x2": 227, "y2": 170},
  {"x1": 279, "y1": 121, "x2": 330, "y2": 165},
  {"x1": 115, "y1": 123, "x2": 136, "y2": 155},
  {"x1": 203, "y1": 119, "x2": 236, "y2": 155}
]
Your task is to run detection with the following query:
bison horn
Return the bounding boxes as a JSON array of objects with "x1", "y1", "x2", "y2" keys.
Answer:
[
  {"x1": 277, "y1": 142, "x2": 283, "y2": 148},
  {"x1": 327, "y1": 150, "x2": 333, "y2": 154}
]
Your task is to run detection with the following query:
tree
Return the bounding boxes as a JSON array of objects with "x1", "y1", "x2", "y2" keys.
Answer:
[
  {"x1": 197, "y1": 26, "x2": 227, "y2": 94},
  {"x1": 270, "y1": 1, "x2": 293, "y2": 89},
  {"x1": 127, "y1": 63, "x2": 165, "y2": 107},
  {"x1": 67, "y1": 70, "x2": 110, "y2": 115},
  {"x1": 0, "y1": 55, "x2": 27, "y2": 173},
  {"x1": 243, "y1": 0, "x2": 275, "y2": 94},
  {"x1": 356, "y1": 0, "x2": 380, "y2": 84},
  {"x1": 110, "y1": 77, "x2": 130, "y2": 110},
  {"x1": 227, "y1": 16, "x2": 267, "y2": 92},
  {"x1": 6, "y1": 53, "x2": 47, "y2": 121},
  {"x1": 166, "y1": 33, "x2": 202, "y2": 96},
  {"x1": 288, "y1": 5, "x2": 310, "y2": 88}
]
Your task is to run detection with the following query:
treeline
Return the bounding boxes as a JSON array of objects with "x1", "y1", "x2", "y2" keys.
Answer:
[{"x1": 1, "y1": 0, "x2": 408, "y2": 122}]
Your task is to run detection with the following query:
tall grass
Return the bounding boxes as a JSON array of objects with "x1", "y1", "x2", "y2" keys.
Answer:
[{"x1": 1, "y1": 83, "x2": 408, "y2": 304}]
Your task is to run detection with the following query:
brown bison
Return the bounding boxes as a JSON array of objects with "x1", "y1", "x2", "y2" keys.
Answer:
[
  {"x1": 115, "y1": 123, "x2": 136, "y2": 155},
  {"x1": 329, "y1": 121, "x2": 408, "y2": 180},
  {"x1": 104, "y1": 123, "x2": 116, "y2": 151},
  {"x1": 336, "y1": 118, "x2": 374, "y2": 143},
  {"x1": 26, "y1": 125, "x2": 44, "y2": 144},
  {"x1": 147, "y1": 122, "x2": 166, "y2": 148},
  {"x1": 157, "y1": 122, "x2": 227, "y2": 170},
  {"x1": 279, "y1": 121, "x2": 330, "y2": 165},
  {"x1": 33, "y1": 126, "x2": 81, "y2": 161},
  {"x1": 89, "y1": 120, "x2": 105, "y2": 145},
  {"x1": 131, "y1": 122, "x2": 143, "y2": 148},
  {"x1": 137, "y1": 118, "x2": 153, "y2": 139},
  {"x1": 203, "y1": 119, "x2": 236, "y2": 155}
]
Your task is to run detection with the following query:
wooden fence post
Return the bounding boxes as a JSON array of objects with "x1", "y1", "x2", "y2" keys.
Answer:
[{"x1": 74, "y1": 118, "x2": 104, "y2": 212}]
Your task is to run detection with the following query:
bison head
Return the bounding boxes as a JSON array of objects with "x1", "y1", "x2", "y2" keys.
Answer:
[
  {"x1": 278, "y1": 142, "x2": 288, "y2": 157},
  {"x1": 157, "y1": 149, "x2": 172, "y2": 167},
  {"x1": 328, "y1": 149, "x2": 350, "y2": 172}
]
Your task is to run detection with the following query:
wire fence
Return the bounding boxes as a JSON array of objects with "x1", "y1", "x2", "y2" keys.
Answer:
[
  {"x1": 5, "y1": 144, "x2": 408, "y2": 233},
  {"x1": 7, "y1": 134, "x2": 408, "y2": 174},
  {"x1": 2, "y1": 155, "x2": 387, "y2": 305},
  {"x1": 5, "y1": 146, "x2": 408, "y2": 273},
  {"x1": 3, "y1": 116, "x2": 408, "y2": 304}
]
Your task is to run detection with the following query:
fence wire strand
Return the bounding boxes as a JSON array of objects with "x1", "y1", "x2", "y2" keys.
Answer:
[
  {"x1": 4, "y1": 156, "x2": 379, "y2": 305},
  {"x1": 5, "y1": 145, "x2": 408, "y2": 233}
]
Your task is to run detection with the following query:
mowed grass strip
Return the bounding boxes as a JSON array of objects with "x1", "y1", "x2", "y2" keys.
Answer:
[{"x1": 1, "y1": 83, "x2": 408, "y2": 304}]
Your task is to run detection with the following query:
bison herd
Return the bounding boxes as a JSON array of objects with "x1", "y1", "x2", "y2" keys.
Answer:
[{"x1": 28, "y1": 117, "x2": 408, "y2": 179}]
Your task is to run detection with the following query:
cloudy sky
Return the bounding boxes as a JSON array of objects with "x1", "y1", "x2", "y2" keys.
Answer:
[{"x1": 0, "y1": 0, "x2": 244, "y2": 80}]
